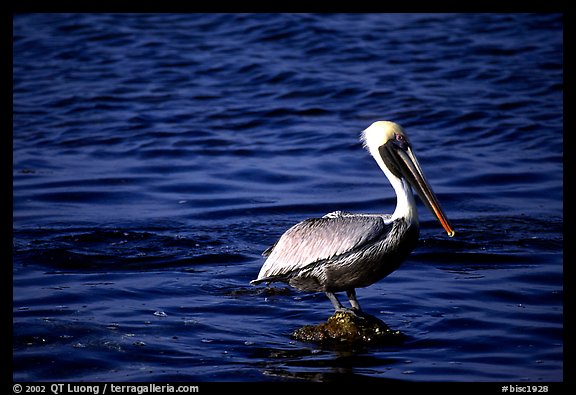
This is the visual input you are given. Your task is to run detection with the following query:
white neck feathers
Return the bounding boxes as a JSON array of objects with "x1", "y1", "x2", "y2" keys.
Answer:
[{"x1": 371, "y1": 149, "x2": 418, "y2": 225}]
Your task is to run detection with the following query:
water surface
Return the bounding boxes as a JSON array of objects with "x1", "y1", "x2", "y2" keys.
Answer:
[{"x1": 13, "y1": 13, "x2": 563, "y2": 382}]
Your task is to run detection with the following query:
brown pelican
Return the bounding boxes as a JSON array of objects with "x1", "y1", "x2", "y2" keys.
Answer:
[{"x1": 251, "y1": 121, "x2": 455, "y2": 313}]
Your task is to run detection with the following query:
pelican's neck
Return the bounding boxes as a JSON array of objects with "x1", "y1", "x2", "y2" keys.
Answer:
[
  {"x1": 389, "y1": 175, "x2": 418, "y2": 224},
  {"x1": 371, "y1": 150, "x2": 418, "y2": 225}
]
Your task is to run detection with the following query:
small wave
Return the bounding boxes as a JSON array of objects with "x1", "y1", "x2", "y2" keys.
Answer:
[{"x1": 13, "y1": 228, "x2": 252, "y2": 272}]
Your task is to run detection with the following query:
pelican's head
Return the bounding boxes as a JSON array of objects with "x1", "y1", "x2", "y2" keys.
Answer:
[
  {"x1": 361, "y1": 121, "x2": 455, "y2": 237},
  {"x1": 361, "y1": 121, "x2": 409, "y2": 153}
]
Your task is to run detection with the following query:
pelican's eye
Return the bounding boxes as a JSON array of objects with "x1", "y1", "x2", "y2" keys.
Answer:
[{"x1": 394, "y1": 133, "x2": 409, "y2": 150}]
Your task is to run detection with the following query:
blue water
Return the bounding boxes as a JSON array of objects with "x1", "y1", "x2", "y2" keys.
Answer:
[{"x1": 13, "y1": 13, "x2": 563, "y2": 382}]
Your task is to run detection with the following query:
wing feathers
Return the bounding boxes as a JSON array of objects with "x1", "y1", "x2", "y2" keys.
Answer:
[{"x1": 255, "y1": 215, "x2": 389, "y2": 281}]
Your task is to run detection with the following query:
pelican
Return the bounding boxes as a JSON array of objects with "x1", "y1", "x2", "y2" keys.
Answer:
[{"x1": 251, "y1": 121, "x2": 455, "y2": 313}]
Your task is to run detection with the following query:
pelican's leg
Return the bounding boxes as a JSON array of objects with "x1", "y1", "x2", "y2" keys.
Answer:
[
  {"x1": 346, "y1": 289, "x2": 362, "y2": 311},
  {"x1": 325, "y1": 292, "x2": 344, "y2": 310},
  {"x1": 326, "y1": 292, "x2": 361, "y2": 317}
]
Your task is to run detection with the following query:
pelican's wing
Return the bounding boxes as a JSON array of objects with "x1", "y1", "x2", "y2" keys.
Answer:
[
  {"x1": 252, "y1": 214, "x2": 391, "y2": 283},
  {"x1": 261, "y1": 211, "x2": 355, "y2": 258}
]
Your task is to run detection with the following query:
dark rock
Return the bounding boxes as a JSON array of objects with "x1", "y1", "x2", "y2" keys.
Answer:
[{"x1": 292, "y1": 310, "x2": 405, "y2": 345}]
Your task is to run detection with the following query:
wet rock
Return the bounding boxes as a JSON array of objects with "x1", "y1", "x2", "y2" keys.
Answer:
[{"x1": 292, "y1": 310, "x2": 405, "y2": 345}]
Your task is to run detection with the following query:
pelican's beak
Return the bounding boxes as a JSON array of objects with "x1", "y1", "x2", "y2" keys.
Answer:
[{"x1": 379, "y1": 139, "x2": 455, "y2": 237}]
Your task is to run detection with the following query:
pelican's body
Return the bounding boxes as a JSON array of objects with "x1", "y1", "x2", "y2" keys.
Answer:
[{"x1": 251, "y1": 121, "x2": 454, "y2": 312}]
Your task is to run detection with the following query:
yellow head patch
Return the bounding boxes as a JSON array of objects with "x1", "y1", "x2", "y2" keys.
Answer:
[{"x1": 361, "y1": 121, "x2": 408, "y2": 152}]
